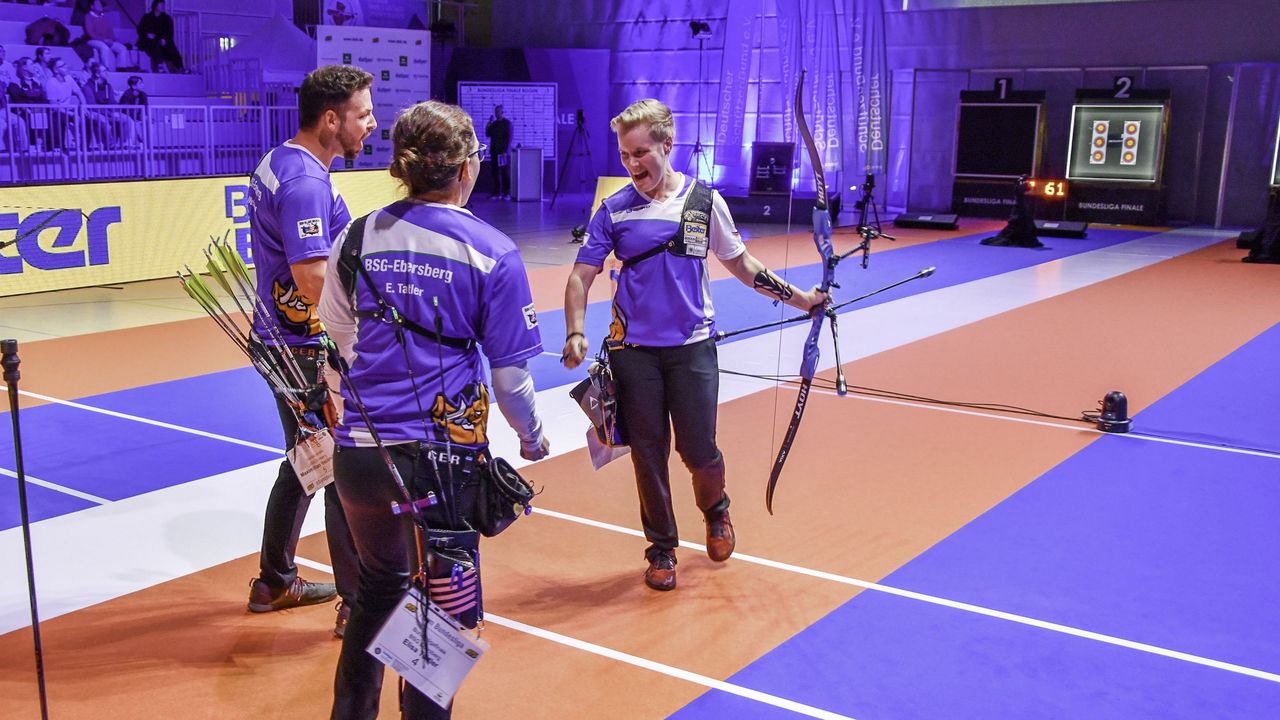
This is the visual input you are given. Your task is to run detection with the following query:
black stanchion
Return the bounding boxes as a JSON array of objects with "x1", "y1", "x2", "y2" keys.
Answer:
[{"x1": 3, "y1": 339, "x2": 50, "y2": 720}]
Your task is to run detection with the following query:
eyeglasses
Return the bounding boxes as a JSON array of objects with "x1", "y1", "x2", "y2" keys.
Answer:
[{"x1": 469, "y1": 142, "x2": 488, "y2": 162}]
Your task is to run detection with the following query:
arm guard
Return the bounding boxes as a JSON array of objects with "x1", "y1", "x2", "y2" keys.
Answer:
[{"x1": 753, "y1": 269, "x2": 795, "y2": 301}]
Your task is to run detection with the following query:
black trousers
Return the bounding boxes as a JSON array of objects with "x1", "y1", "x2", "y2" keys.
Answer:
[
  {"x1": 332, "y1": 443, "x2": 473, "y2": 720},
  {"x1": 257, "y1": 351, "x2": 359, "y2": 604},
  {"x1": 489, "y1": 154, "x2": 510, "y2": 196},
  {"x1": 610, "y1": 339, "x2": 729, "y2": 560},
  {"x1": 138, "y1": 38, "x2": 184, "y2": 71}
]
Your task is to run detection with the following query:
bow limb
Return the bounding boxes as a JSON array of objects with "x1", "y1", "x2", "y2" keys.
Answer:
[{"x1": 765, "y1": 69, "x2": 834, "y2": 515}]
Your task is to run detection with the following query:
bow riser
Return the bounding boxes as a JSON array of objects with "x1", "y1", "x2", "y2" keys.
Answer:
[{"x1": 766, "y1": 68, "x2": 836, "y2": 514}]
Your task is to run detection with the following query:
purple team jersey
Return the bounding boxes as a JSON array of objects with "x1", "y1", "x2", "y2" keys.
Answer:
[
  {"x1": 323, "y1": 201, "x2": 543, "y2": 448},
  {"x1": 575, "y1": 174, "x2": 745, "y2": 347},
  {"x1": 247, "y1": 141, "x2": 351, "y2": 346}
]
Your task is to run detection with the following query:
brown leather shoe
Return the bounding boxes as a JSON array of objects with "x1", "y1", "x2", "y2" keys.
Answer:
[
  {"x1": 705, "y1": 510, "x2": 735, "y2": 562},
  {"x1": 644, "y1": 553, "x2": 676, "y2": 591}
]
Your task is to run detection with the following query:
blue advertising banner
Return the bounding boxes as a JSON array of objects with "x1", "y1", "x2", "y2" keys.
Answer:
[
  {"x1": 853, "y1": 0, "x2": 889, "y2": 174},
  {"x1": 776, "y1": 0, "x2": 802, "y2": 146},
  {"x1": 713, "y1": 0, "x2": 761, "y2": 171},
  {"x1": 788, "y1": 0, "x2": 845, "y2": 188}
]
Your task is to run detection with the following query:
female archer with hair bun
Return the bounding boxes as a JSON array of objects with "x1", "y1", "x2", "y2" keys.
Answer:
[{"x1": 320, "y1": 99, "x2": 549, "y2": 719}]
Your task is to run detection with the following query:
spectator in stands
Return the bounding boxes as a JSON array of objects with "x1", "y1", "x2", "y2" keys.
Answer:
[
  {"x1": 83, "y1": 0, "x2": 134, "y2": 72},
  {"x1": 0, "y1": 46, "x2": 15, "y2": 90},
  {"x1": 118, "y1": 74, "x2": 146, "y2": 145},
  {"x1": 31, "y1": 47, "x2": 53, "y2": 86},
  {"x1": 82, "y1": 59, "x2": 136, "y2": 148},
  {"x1": 119, "y1": 74, "x2": 147, "y2": 108},
  {"x1": 9, "y1": 58, "x2": 49, "y2": 151},
  {"x1": 46, "y1": 56, "x2": 110, "y2": 150},
  {"x1": 7, "y1": 58, "x2": 47, "y2": 105},
  {"x1": 1, "y1": 51, "x2": 31, "y2": 153},
  {"x1": 81, "y1": 59, "x2": 113, "y2": 105},
  {"x1": 137, "y1": 1, "x2": 183, "y2": 73}
]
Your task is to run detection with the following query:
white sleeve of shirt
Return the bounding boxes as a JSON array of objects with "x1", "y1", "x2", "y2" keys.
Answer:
[
  {"x1": 318, "y1": 225, "x2": 356, "y2": 364},
  {"x1": 491, "y1": 362, "x2": 545, "y2": 453},
  {"x1": 710, "y1": 190, "x2": 746, "y2": 261}
]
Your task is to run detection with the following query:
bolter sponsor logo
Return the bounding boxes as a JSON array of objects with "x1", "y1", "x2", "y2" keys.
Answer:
[{"x1": 0, "y1": 206, "x2": 121, "y2": 274}]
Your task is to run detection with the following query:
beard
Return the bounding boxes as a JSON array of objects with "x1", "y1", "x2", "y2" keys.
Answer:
[{"x1": 337, "y1": 126, "x2": 365, "y2": 161}]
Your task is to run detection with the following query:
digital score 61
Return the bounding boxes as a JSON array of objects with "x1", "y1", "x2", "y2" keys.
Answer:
[{"x1": 1026, "y1": 178, "x2": 1068, "y2": 199}]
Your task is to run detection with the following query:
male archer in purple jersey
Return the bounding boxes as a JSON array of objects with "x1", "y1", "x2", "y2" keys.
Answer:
[{"x1": 245, "y1": 64, "x2": 376, "y2": 636}]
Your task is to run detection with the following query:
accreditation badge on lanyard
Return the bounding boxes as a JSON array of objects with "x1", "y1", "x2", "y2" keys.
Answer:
[
  {"x1": 288, "y1": 427, "x2": 336, "y2": 494},
  {"x1": 369, "y1": 586, "x2": 490, "y2": 709},
  {"x1": 680, "y1": 208, "x2": 710, "y2": 259}
]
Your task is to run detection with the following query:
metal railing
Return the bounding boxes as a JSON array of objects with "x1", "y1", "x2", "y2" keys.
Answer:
[
  {"x1": 173, "y1": 11, "x2": 203, "y2": 71},
  {"x1": 0, "y1": 103, "x2": 299, "y2": 184},
  {"x1": 203, "y1": 56, "x2": 263, "y2": 102}
]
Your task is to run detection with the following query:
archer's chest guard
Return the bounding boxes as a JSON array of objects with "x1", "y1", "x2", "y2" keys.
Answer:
[{"x1": 621, "y1": 181, "x2": 715, "y2": 269}]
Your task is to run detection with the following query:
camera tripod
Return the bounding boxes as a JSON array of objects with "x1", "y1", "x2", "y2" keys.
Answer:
[
  {"x1": 551, "y1": 109, "x2": 593, "y2": 209},
  {"x1": 685, "y1": 37, "x2": 713, "y2": 182},
  {"x1": 852, "y1": 173, "x2": 895, "y2": 268}
]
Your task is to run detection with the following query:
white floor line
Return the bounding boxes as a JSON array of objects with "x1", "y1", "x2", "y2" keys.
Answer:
[
  {"x1": 0, "y1": 468, "x2": 111, "y2": 505},
  {"x1": 297, "y1": 557, "x2": 334, "y2": 573},
  {"x1": 295, "y1": 555, "x2": 335, "y2": 576},
  {"x1": 294, "y1": 554, "x2": 856, "y2": 720},
  {"x1": 0, "y1": 458, "x2": 292, "y2": 634},
  {"x1": 1, "y1": 384, "x2": 284, "y2": 454},
  {"x1": 531, "y1": 507, "x2": 1280, "y2": 685}
]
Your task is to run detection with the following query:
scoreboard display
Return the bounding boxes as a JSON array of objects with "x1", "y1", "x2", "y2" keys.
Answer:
[
  {"x1": 1066, "y1": 104, "x2": 1168, "y2": 184},
  {"x1": 954, "y1": 102, "x2": 1043, "y2": 178},
  {"x1": 457, "y1": 82, "x2": 559, "y2": 161}
]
